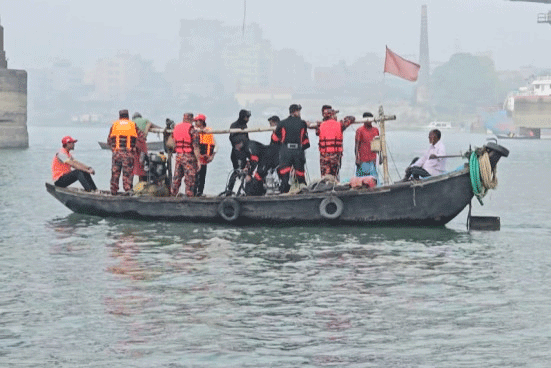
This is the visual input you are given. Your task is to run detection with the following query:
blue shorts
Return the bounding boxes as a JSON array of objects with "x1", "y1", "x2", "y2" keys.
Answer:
[{"x1": 356, "y1": 161, "x2": 378, "y2": 181}]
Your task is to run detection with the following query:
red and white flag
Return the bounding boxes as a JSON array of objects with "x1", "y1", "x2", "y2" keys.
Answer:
[{"x1": 383, "y1": 46, "x2": 420, "y2": 82}]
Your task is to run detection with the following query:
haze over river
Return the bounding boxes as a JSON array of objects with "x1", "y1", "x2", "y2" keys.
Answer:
[{"x1": 1, "y1": 123, "x2": 550, "y2": 367}]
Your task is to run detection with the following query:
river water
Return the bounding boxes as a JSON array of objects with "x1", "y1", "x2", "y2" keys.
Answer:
[{"x1": 1, "y1": 123, "x2": 550, "y2": 367}]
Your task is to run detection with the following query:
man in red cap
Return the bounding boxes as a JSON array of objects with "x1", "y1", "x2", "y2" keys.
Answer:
[
  {"x1": 51, "y1": 136, "x2": 97, "y2": 191},
  {"x1": 193, "y1": 114, "x2": 217, "y2": 196}
]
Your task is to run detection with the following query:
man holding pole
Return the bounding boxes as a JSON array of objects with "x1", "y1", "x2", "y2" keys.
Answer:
[
  {"x1": 316, "y1": 107, "x2": 354, "y2": 179},
  {"x1": 403, "y1": 129, "x2": 446, "y2": 180}
]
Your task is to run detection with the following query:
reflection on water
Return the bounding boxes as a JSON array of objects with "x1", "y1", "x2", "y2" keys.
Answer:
[{"x1": 37, "y1": 213, "x2": 501, "y2": 366}]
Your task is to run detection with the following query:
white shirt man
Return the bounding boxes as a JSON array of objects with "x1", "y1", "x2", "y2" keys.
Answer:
[
  {"x1": 404, "y1": 129, "x2": 446, "y2": 180},
  {"x1": 412, "y1": 135, "x2": 446, "y2": 176}
]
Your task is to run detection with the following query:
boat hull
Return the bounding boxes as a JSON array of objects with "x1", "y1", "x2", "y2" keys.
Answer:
[{"x1": 46, "y1": 168, "x2": 474, "y2": 227}]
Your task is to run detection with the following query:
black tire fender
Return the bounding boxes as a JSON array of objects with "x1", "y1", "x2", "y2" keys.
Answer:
[
  {"x1": 485, "y1": 142, "x2": 509, "y2": 158},
  {"x1": 319, "y1": 197, "x2": 344, "y2": 219},
  {"x1": 218, "y1": 198, "x2": 240, "y2": 222}
]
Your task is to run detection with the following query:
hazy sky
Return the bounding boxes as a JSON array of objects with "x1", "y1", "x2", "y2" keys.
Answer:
[{"x1": 2, "y1": 0, "x2": 550, "y2": 72}]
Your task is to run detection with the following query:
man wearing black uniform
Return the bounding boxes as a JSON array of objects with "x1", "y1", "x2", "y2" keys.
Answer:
[
  {"x1": 271, "y1": 104, "x2": 310, "y2": 194},
  {"x1": 225, "y1": 109, "x2": 251, "y2": 195}
]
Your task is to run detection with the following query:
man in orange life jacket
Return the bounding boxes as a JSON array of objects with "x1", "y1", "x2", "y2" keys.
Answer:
[
  {"x1": 51, "y1": 136, "x2": 97, "y2": 191},
  {"x1": 316, "y1": 107, "x2": 354, "y2": 179},
  {"x1": 271, "y1": 104, "x2": 310, "y2": 193},
  {"x1": 193, "y1": 114, "x2": 217, "y2": 196},
  {"x1": 108, "y1": 109, "x2": 138, "y2": 195},
  {"x1": 171, "y1": 112, "x2": 201, "y2": 197}
]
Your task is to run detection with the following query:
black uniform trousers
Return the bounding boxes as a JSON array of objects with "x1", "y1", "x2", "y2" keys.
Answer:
[{"x1": 55, "y1": 170, "x2": 97, "y2": 192}]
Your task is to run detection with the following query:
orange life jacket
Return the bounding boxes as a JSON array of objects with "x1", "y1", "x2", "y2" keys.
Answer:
[
  {"x1": 51, "y1": 148, "x2": 72, "y2": 181},
  {"x1": 109, "y1": 119, "x2": 137, "y2": 150},
  {"x1": 199, "y1": 128, "x2": 215, "y2": 156},
  {"x1": 318, "y1": 119, "x2": 343, "y2": 153},
  {"x1": 173, "y1": 121, "x2": 194, "y2": 154}
]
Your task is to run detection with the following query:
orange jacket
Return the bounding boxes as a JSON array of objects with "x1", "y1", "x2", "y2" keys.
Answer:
[
  {"x1": 173, "y1": 122, "x2": 194, "y2": 154},
  {"x1": 199, "y1": 128, "x2": 215, "y2": 157},
  {"x1": 109, "y1": 119, "x2": 137, "y2": 150},
  {"x1": 51, "y1": 147, "x2": 72, "y2": 181},
  {"x1": 318, "y1": 119, "x2": 343, "y2": 153}
]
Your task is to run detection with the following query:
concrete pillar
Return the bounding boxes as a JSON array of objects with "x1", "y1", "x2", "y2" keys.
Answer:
[{"x1": 0, "y1": 69, "x2": 29, "y2": 148}]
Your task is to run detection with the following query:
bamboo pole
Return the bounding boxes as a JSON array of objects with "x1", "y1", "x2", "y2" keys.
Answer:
[
  {"x1": 150, "y1": 117, "x2": 390, "y2": 135},
  {"x1": 376, "y1": 106, "x2": 396, "y2": 186},
  {"x1": 150, "y1": 126, "x2": 275, "y2": 135}
]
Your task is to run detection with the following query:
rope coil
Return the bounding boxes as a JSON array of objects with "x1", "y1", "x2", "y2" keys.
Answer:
[{"x1": 469, "y1": 149, "x2": 498, "y2": 205}]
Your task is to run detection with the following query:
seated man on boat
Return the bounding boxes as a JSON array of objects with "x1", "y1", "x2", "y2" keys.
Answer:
[
  {"x1": 403, "y1": 129, "x2": 446, "y2": 180},
  {"x1": 244, "y1": 137, "x2": 281, "y2": 196},
  {"x1": 52, "y1": 136, "x2": 97, "y2": 192},
  {"x1": 271, "y1": 104, "x2": 310, "y2": 193},
  {"x1": 132, "y1": 112, "x2": 161, "y2": 182}
]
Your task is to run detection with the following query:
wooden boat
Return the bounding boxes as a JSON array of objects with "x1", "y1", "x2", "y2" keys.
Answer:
[
  {"x1": 98, "y1": 140, "x2": 165, "y2": 151},
  {"x1": 45, "y1": 167, "x2": 481, "y2": 226},
  {"x1": 49, "y1": 107, "x2": 509, "y2": 226}
]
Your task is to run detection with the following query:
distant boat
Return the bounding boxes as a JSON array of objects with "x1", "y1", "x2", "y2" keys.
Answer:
[
  {"x1": 496, "y1": 134, "x2": 539, "y2": 140},
  {"x1": 426, "y1": 121, "x2": 453, "y2": 130},
  {"x1": 98, "y1": 141, "x2": 165, "y2": 151}
]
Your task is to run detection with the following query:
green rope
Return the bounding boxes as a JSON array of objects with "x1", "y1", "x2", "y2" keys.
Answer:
[{"x1": 469, "y1": 151, "x2": 484, "y2": 205}]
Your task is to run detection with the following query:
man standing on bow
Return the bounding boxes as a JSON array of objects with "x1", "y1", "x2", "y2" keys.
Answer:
[
  {"x1": 107, "y1": 109, "x2": 138, "y2": 195},
  {"x1": 271, "y1": 104, "x2": 310, "y2": 193}
]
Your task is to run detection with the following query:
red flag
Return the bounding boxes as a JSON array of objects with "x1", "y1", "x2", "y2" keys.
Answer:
[{"x1": 384, "y1": 46, "x2": 420, "y2": 82}]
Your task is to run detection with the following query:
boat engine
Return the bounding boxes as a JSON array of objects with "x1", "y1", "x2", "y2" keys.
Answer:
[{"x1": 143, "y1": 152, "x2": 168, "y2": 185}]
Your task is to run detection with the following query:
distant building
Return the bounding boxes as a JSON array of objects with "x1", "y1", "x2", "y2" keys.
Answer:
[
  {"x1": 0, "y1": 20, "x2": 28, "y2": 148},
  {"x1": 84, "y1": 52, "x2": 143, "y2": 101},
  {"x1": 172, "y1": 19, "x2": 312, "y2": 100}
]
